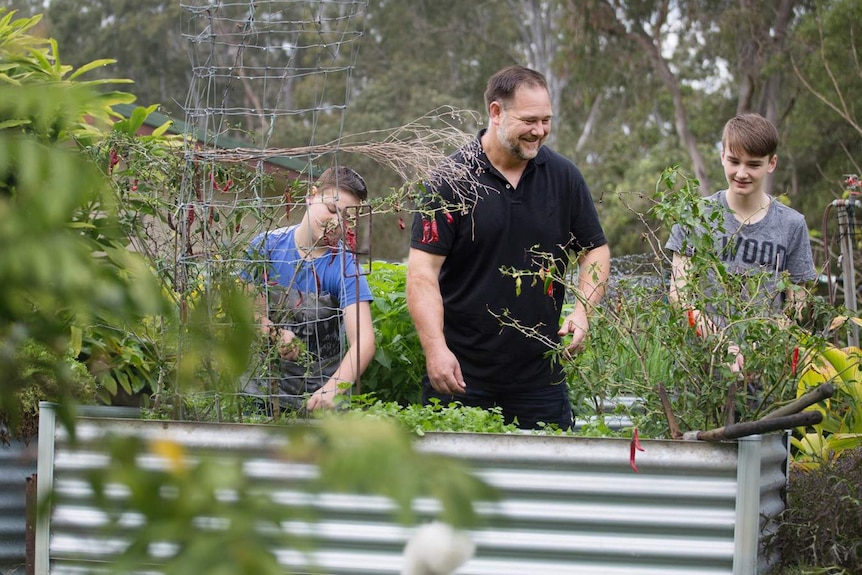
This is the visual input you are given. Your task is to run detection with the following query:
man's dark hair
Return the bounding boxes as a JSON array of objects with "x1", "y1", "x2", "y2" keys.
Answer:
[
  {"x1": 484, "y1": 65, "x2": 549, "y2": 110},
  {"x1": 316, "y1": 165, "x2": 368, "y2": 201}
]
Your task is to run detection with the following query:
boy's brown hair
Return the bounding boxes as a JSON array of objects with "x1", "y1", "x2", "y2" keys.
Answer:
[
  {"x1": 721, "y1": 113, "x2": 779, "y2": 158},
  {"x1": 316, "y1": 166, "x2": 368, "y2": 202}
]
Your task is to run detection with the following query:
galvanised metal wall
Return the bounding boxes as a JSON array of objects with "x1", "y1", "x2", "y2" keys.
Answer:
[
  {"x1": 35, "y1": 404, "x2": 788, "y2": 575},
  {"x1": 0, "y1": 439, "x2": 36, "y2": 575}
]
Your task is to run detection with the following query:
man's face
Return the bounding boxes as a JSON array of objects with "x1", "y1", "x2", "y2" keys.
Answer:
[
  {"x1": 721, "y1": 147, "x2": 777, "y2": 198},
  {"x1": 494, "y1": 85, "x2": 552, "y2": 161}
]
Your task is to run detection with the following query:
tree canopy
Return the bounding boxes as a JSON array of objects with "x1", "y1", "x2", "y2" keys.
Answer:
[{"x1": 4, "y1": 0, "x2": 860, "y2": 260}]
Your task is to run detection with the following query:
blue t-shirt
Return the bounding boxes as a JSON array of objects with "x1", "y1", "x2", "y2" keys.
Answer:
[
  {"x1": 242, "y1": 225, "x2": 372, "y2": 406},
  {"x1": 245, "y1": 225, "x2": 372, "y2": 307}
]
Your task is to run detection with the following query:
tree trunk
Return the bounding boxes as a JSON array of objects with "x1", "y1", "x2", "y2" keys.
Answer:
[{"x1": 506, "y1": 0, "x2": 568, "y2": 149}]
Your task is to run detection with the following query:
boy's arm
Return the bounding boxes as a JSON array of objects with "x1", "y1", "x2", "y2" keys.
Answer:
[
  {"x1": 669, "y1": 251, "x2": 716, "y2": 337},
  {"x1": 249, "y1": 285, "x2": 302, "y2": 360},
  {"x1": 670, "y1": 251, "x2": 744, "y2": 371},
  {"x1": 306, "y1": 300, "x2": 375, "y2": 410}
]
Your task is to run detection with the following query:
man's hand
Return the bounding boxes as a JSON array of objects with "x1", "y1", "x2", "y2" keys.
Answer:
[
  {"x1": 558, "y1": 307, "x2": 589, "y2": 357},
  {"x1": 426, "y1": 346, "x2": 467, "y2": 395}
]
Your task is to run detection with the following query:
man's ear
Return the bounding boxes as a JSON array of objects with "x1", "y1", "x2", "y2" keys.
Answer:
[
  {"x1": 489, "y1": 101, "x2": 504, "y2": 123},
  {"x1": 767, "y1": 154, "x2": 778, "y2": 173}
]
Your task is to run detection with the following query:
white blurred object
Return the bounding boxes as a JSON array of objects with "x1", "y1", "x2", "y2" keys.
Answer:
[{"x1": 401, "y1": 521, "x2": 476, "y2": 575}]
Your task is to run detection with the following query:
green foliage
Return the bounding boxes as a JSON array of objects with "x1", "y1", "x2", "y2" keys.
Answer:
[
  {"x1": 78, "y1": 101, "x2": 265, "y2": 407},
  {"x1": 0, "y1": 9, "x2": 134, "y2": 143},
  {"x1": 0, "y1": 89, "x2": 165, "y2": 423},
  {"x1": 0, "y1": 341, "x2": 96, "y2": 442},
  {"x1": 568, "y1": 166, "x2": 813, "y2": 437},
  {"x1": 349, "y1": 394, "x2": 520, "y2": 435},
  {"x1": 0, "y1": 8, "x2": 167, "y2": 435},
  {"x1": 361, "y1": 261, "x2": 425, "y2": 404},
  {"x1": 792, "y1": 332, "x2": 862, "y2": 467},
  {"x1": 769, "y1": 447, "x2": 862, "y2": 574}
]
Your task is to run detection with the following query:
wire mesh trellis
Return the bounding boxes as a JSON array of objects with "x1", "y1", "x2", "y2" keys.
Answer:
[{"x1": 173, "y1": 0, "x2": 371, "y2": 418}]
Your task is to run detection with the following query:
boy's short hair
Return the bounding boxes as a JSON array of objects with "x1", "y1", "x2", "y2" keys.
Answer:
[
  {"x1": 722, "y1": 113, "x2": 779, "y2": 158},
  {"x1": 316, "y1": 166, "x2": 368, "y2": 202}
]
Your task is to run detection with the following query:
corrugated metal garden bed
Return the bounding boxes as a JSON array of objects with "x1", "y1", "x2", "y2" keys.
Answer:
[{"x1": 30, "y1": 403, "x2": 788, "y2": 575}]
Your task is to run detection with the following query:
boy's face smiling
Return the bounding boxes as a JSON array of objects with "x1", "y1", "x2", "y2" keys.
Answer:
[{"x1": 721, "y1": 146, "x2": 777, "y2": 200}]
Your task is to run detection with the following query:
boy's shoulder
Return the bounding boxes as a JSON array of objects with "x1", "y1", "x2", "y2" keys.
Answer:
[
  {"x1": 254, "y1": 225, "x2": 295, "y2": 243},
  {"x1": 767, "y1": 197, "x2": 807, "y2": 224}
]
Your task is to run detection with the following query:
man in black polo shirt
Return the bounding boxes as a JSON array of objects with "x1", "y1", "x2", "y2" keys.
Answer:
[{"x1": 406, "y1": 65, "x2": 611, "y2": 430}]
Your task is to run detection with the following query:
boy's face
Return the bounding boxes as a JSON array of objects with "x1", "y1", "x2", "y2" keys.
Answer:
[
  {"x1": 721, "y1": 146, "x2": 777, "y2": 199},
  {"x1": 309, "y1": 186, "x2": 360, "y2": 246}
]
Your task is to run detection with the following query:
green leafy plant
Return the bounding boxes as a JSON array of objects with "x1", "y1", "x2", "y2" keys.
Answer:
[
  {"x1": 769, "y1": 446, "x2": 862, "y2": 574},
  {"x1": 0, "y1": 341, "x2": 96, "y2": 442},
  {"x1": 0, "y1": 10, "x2": 134, "y2": 144},
  {"x1": 502, "y1": 166, "x2": 815, "y2": 438},
  {"x1": 349, "y1": 394, "x2": 520, "y2": 435},
  {"x1": 793, "y1": 319, "x2": 862, "y2": 468},
  {"x1": 361, "y1": 261, "x2": 426, "y2": 404},
  {"x1": 0, "y1": 9, "x2": 168, "y2": 436}
]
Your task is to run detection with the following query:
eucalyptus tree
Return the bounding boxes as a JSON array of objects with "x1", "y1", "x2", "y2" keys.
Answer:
[{"x1": 781, "y1": 0, "x2": 862, "y2": 219}]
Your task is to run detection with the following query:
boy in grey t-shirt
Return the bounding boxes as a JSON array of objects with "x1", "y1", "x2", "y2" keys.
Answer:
[{"x1": 665, "y1": 114, "x2": 816, "y2": 369}]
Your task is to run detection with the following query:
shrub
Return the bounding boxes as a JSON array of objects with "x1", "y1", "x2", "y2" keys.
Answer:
[
  {"x1": 769, "y1": 447, "x2": 862, "y2": 573},
  {"x1": 361, "y1": 261, "x2": 425, "y2": 404}
]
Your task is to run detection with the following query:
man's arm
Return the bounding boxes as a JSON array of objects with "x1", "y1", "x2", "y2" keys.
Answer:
[
  {"x1": 558, "y1": 244, "x2": 610, "y2": 354},
  {"x1": 406, "y1": 247, "x2": 465, "y2": 395},
  {"x1": 307, "y1": 300, "x2": 376, "y2": 410}
]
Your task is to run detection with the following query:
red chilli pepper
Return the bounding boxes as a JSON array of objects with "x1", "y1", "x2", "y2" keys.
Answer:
[
  {"x1": 630, "y1": 428, "x2": 645, "y2": 473},
  {"x1": 430, "y1": 219, "x2": 439, "y2": 242},
  {"x1": 108, "y1": 148, "x2": 119, "y2": 174},
  {"x1": 421, "y1": 219, "x2": 432, "y2": 243},
  {"x1": 444, "y1": 211, "x2": 454, "y2": 224},
  {"x1": 345, "y1": 227, "x2": 357, "y2": 252},
  {"x1": 398, "y1": 217, "x2": 406, "y2": 230},
  {"x1": 791, "y1": 347, "x2": 800, "y2": 376},
  {"x1": 187, "y1": 205, "x2": 195, "y2": 227},
  {"x1": 546, "y1": 282, "x2": 554, "y2": 297},
  {"x1": 687, "y1": 309, "x2": 703, "y2": 338}
]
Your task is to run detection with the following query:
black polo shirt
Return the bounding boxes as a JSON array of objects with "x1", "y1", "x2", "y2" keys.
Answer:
[{"x1": 411, "y1": 131, "x2": 607, "y2": 390}]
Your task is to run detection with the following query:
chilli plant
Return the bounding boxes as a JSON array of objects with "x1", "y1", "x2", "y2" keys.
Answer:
[{"x1": 511, "y1": 166, "x2": 821, "y2": 439}]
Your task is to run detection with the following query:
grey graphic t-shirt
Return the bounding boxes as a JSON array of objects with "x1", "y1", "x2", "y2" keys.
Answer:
[{"x1": 665, "y1": 190, "x2": 816, "y2": 314}]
